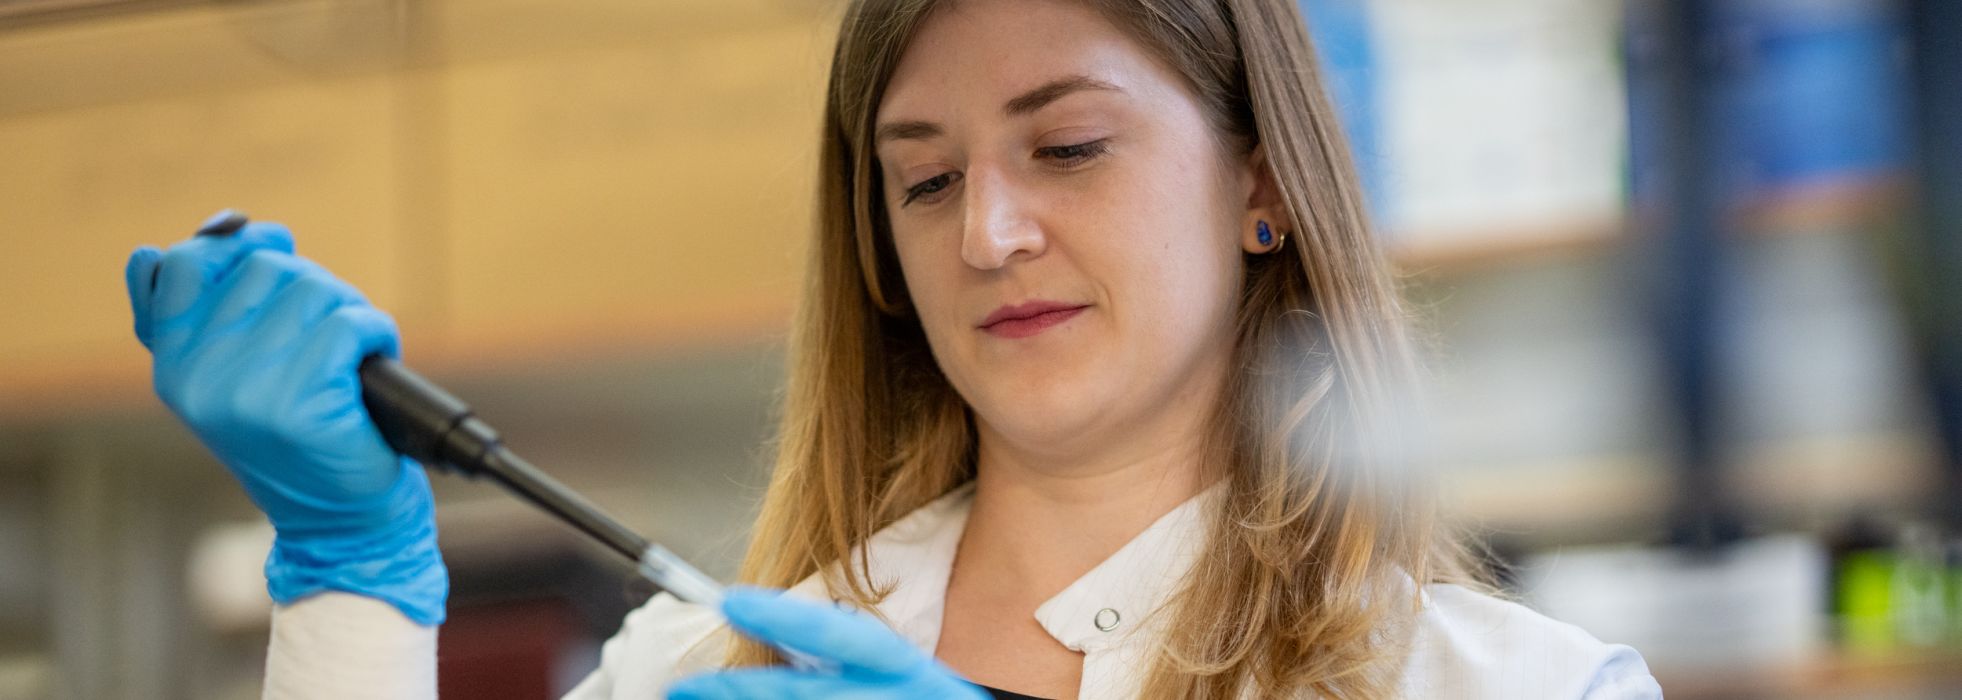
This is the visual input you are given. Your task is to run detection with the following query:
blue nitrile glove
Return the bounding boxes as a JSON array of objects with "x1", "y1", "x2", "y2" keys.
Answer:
[
  {"x1": 124, "y1": 211, "x2": 447, "y2": 625},
  {"x1": 666, "y1": 587, "x2": 990, "y2": 699}
]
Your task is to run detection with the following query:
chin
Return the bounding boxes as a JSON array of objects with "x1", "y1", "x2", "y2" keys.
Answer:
[{"x1": 970, "y1": 379, "x2": 1113, "y2": 447}]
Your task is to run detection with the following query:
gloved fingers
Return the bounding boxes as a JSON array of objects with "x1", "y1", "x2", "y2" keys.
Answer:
[
  {"x1": 202, "y1": 249, "x2": 308, "y2": 337},
  {"x1": 149, "y1": 219, "x2": 295, "y2": 325},
  {"x1": 200, "y1": 247, "x2": 366, "y2": 340},
  {"x1": 665, "y1": 668, "x2": 889, "y2": 700},
  {"x1": 124, "y1": 246, "x2": 164, "y2": 349},
  {"x1": 291, "y1": 303, "x2": 401, "y2": 471},
  {"x1": 173, "y1": 250, "x2": 356, "y2": 356},
  {"x1": 719, "y1": 587, "x2": 928, "y2": 677},
  {"x1": 152, "y1": 266, "x2": 348, "y2": 418},
  {"x1": 180, "y1": 302, "x2": 403, "y2": 509},
  {"x1": 293, "y1": 303, "x2": 403, "y2": 461},
  {"x1": 298, "y1": 301, "x2": 401, "y2": 375},
  {"x1": 283, "y1": 252, "x2": 375, "y2": 306}
]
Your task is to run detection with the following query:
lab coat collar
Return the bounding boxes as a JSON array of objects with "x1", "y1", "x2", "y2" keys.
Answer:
[
  {"x1": 859, "y1": 483, "x2": 974, "y2": 651},
  {"x1": 1034, "y1": 482, "x2": 1221, "y2": 652},
  {"x1": 783, "y1": 482, "x2": 973, "y2": 651},
  {"x1": 792, "y1": 479, "x2": 1226, "y2": 655}
]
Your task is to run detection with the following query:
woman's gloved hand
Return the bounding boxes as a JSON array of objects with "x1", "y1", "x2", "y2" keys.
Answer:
[
  {"x1": 124, "y1": 211, "x2": 447, "y2": 625},
  {"x1": 667, "y1": 587, "x2": 990, "y2": 699}
]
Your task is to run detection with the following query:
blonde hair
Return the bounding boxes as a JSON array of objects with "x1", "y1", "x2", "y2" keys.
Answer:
[{"x1": 729, "y1": 0, "x2": 1486, "y2": 696}]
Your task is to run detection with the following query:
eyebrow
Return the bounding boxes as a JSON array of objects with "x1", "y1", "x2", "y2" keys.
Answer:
[{"x1": 874, "y1": 74, "x2": 1123, "y2": 147}]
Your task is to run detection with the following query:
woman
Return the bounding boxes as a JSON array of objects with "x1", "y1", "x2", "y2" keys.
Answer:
[{"x1": 125, "y1": 0, "x2": 1661, "y2": 697}]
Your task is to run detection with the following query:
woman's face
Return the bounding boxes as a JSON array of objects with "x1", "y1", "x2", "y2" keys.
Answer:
[{"x1": 877, "y1": 0, "x2": 1268, "y2": 456}]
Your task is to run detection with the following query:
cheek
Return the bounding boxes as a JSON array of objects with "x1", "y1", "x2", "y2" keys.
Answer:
[
  {"x1": 890, "y1": 229, "x2": 971, "y2": 353},
  {"x1": 1092, "y1": 156, "x2": 1243, "y2": 327},
  {"x1": 1102, "y1": 238, "x2": 1240, "y2": 350}
]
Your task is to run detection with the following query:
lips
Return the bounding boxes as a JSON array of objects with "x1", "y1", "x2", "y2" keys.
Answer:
[{"x1": 979, "y1": 300, "x2": 1089, "y2": 339}]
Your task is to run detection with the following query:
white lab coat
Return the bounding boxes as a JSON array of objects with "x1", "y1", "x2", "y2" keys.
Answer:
[{"x1": 265, "y1": 482, "x2": 1662, "y2": 699}]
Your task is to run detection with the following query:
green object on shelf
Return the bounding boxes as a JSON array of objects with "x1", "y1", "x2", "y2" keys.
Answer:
[
  {"x1": 1840, "y1": 549, "x2": 1897, "y2": 654},
  {"x1": 1950, "y1": 559, "x2": 1962, "y2": 645}
]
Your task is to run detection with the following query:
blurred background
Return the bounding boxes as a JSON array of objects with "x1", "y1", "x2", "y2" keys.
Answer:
[{"x1": 0, "y1": 0, "x2": 1957, "y2": 697}]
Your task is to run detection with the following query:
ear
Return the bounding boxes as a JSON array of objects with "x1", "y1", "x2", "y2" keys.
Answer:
[{"x1": 1238, "y1": 142, "x2": 1294, "y2": 254}]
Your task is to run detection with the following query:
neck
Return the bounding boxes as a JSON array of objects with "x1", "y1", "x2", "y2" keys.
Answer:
[
  {"x1": 963, "y1": 448, "x2": 1210, "y2": 595},
  {"x1": 958, "y1": 367, "x2": 1228, "y2": 597}
]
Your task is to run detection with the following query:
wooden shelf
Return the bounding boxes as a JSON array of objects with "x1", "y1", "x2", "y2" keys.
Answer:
[
  {"x1": 0, "y1": 2, "x2": 830, "y2": 424},
  {"x1": 1735, "y1": 173, "x2": 1910, "y2": 237},
  {"x1": 0, "y1": 299, "x2": 792, "y2": 424},
  {"x1": 1387, "y1": 215, "x2": 1624, "y2": 271},
  {"x1": 1658, "y1": 646, "x2": 1962, "y2": 699},
  {"x1": 1386, "y1": 172, "x2": 1912, "y2": 274},
  {"x1": 1441, "y1": 432, "x2": 1938, "y2": 545}
]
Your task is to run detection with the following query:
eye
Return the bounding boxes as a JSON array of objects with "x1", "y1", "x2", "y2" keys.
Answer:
[
  {"x1": 1036, "y1": 138, "x2": 1111, "y2": 168},
  {"x1": 902, "y1": 172, "x2": 962, "y2": 207}
]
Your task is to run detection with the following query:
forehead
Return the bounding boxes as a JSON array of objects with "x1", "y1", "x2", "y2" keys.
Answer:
[{"x1": 877, "y1": 0, "x2": 1174, "y2": 124}]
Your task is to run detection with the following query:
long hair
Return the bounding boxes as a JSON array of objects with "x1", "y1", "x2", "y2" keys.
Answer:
[{"x1": 728, "y1": 0, "x2": 1486, "y2": 696}]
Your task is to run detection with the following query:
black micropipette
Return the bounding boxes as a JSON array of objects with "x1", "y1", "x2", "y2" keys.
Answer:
[
  {"x1": 188, "y1": 212, "x2": 723, "y2": 607},
  {"x1": 355, "y1": 355, "x2": 726, "y2": 606}
]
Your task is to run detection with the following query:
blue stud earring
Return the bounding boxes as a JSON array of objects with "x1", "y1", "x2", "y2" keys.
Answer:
[{"x1": 1256, "y1": 220, "x2": 1273, "y2": 247}]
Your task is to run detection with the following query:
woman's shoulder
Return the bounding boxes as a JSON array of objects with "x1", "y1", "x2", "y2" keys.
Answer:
[
  {"x1": 561, "y1": 592, "x2": 731, "y2": 699},
  {"x1": 1398, "y1": 583, "x2": 1662, "y2": 699},
  {"x1": 561, "y1": 573, "x2": 840, "y2": 699}
]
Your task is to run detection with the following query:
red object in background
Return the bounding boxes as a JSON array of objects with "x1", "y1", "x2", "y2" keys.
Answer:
[{"x1": 439, "y1": 598, "x2": 586, "y2": 699}]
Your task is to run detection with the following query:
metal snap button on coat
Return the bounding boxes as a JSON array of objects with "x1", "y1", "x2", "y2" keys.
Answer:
[{"x1": 1093, "y1": 608, "x2": 1121, "y2": 632}]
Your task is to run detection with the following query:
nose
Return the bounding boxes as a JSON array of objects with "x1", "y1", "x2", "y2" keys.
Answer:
[{"x1": 960, "y1": 166, "x2": 1046, "y2": 270}]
